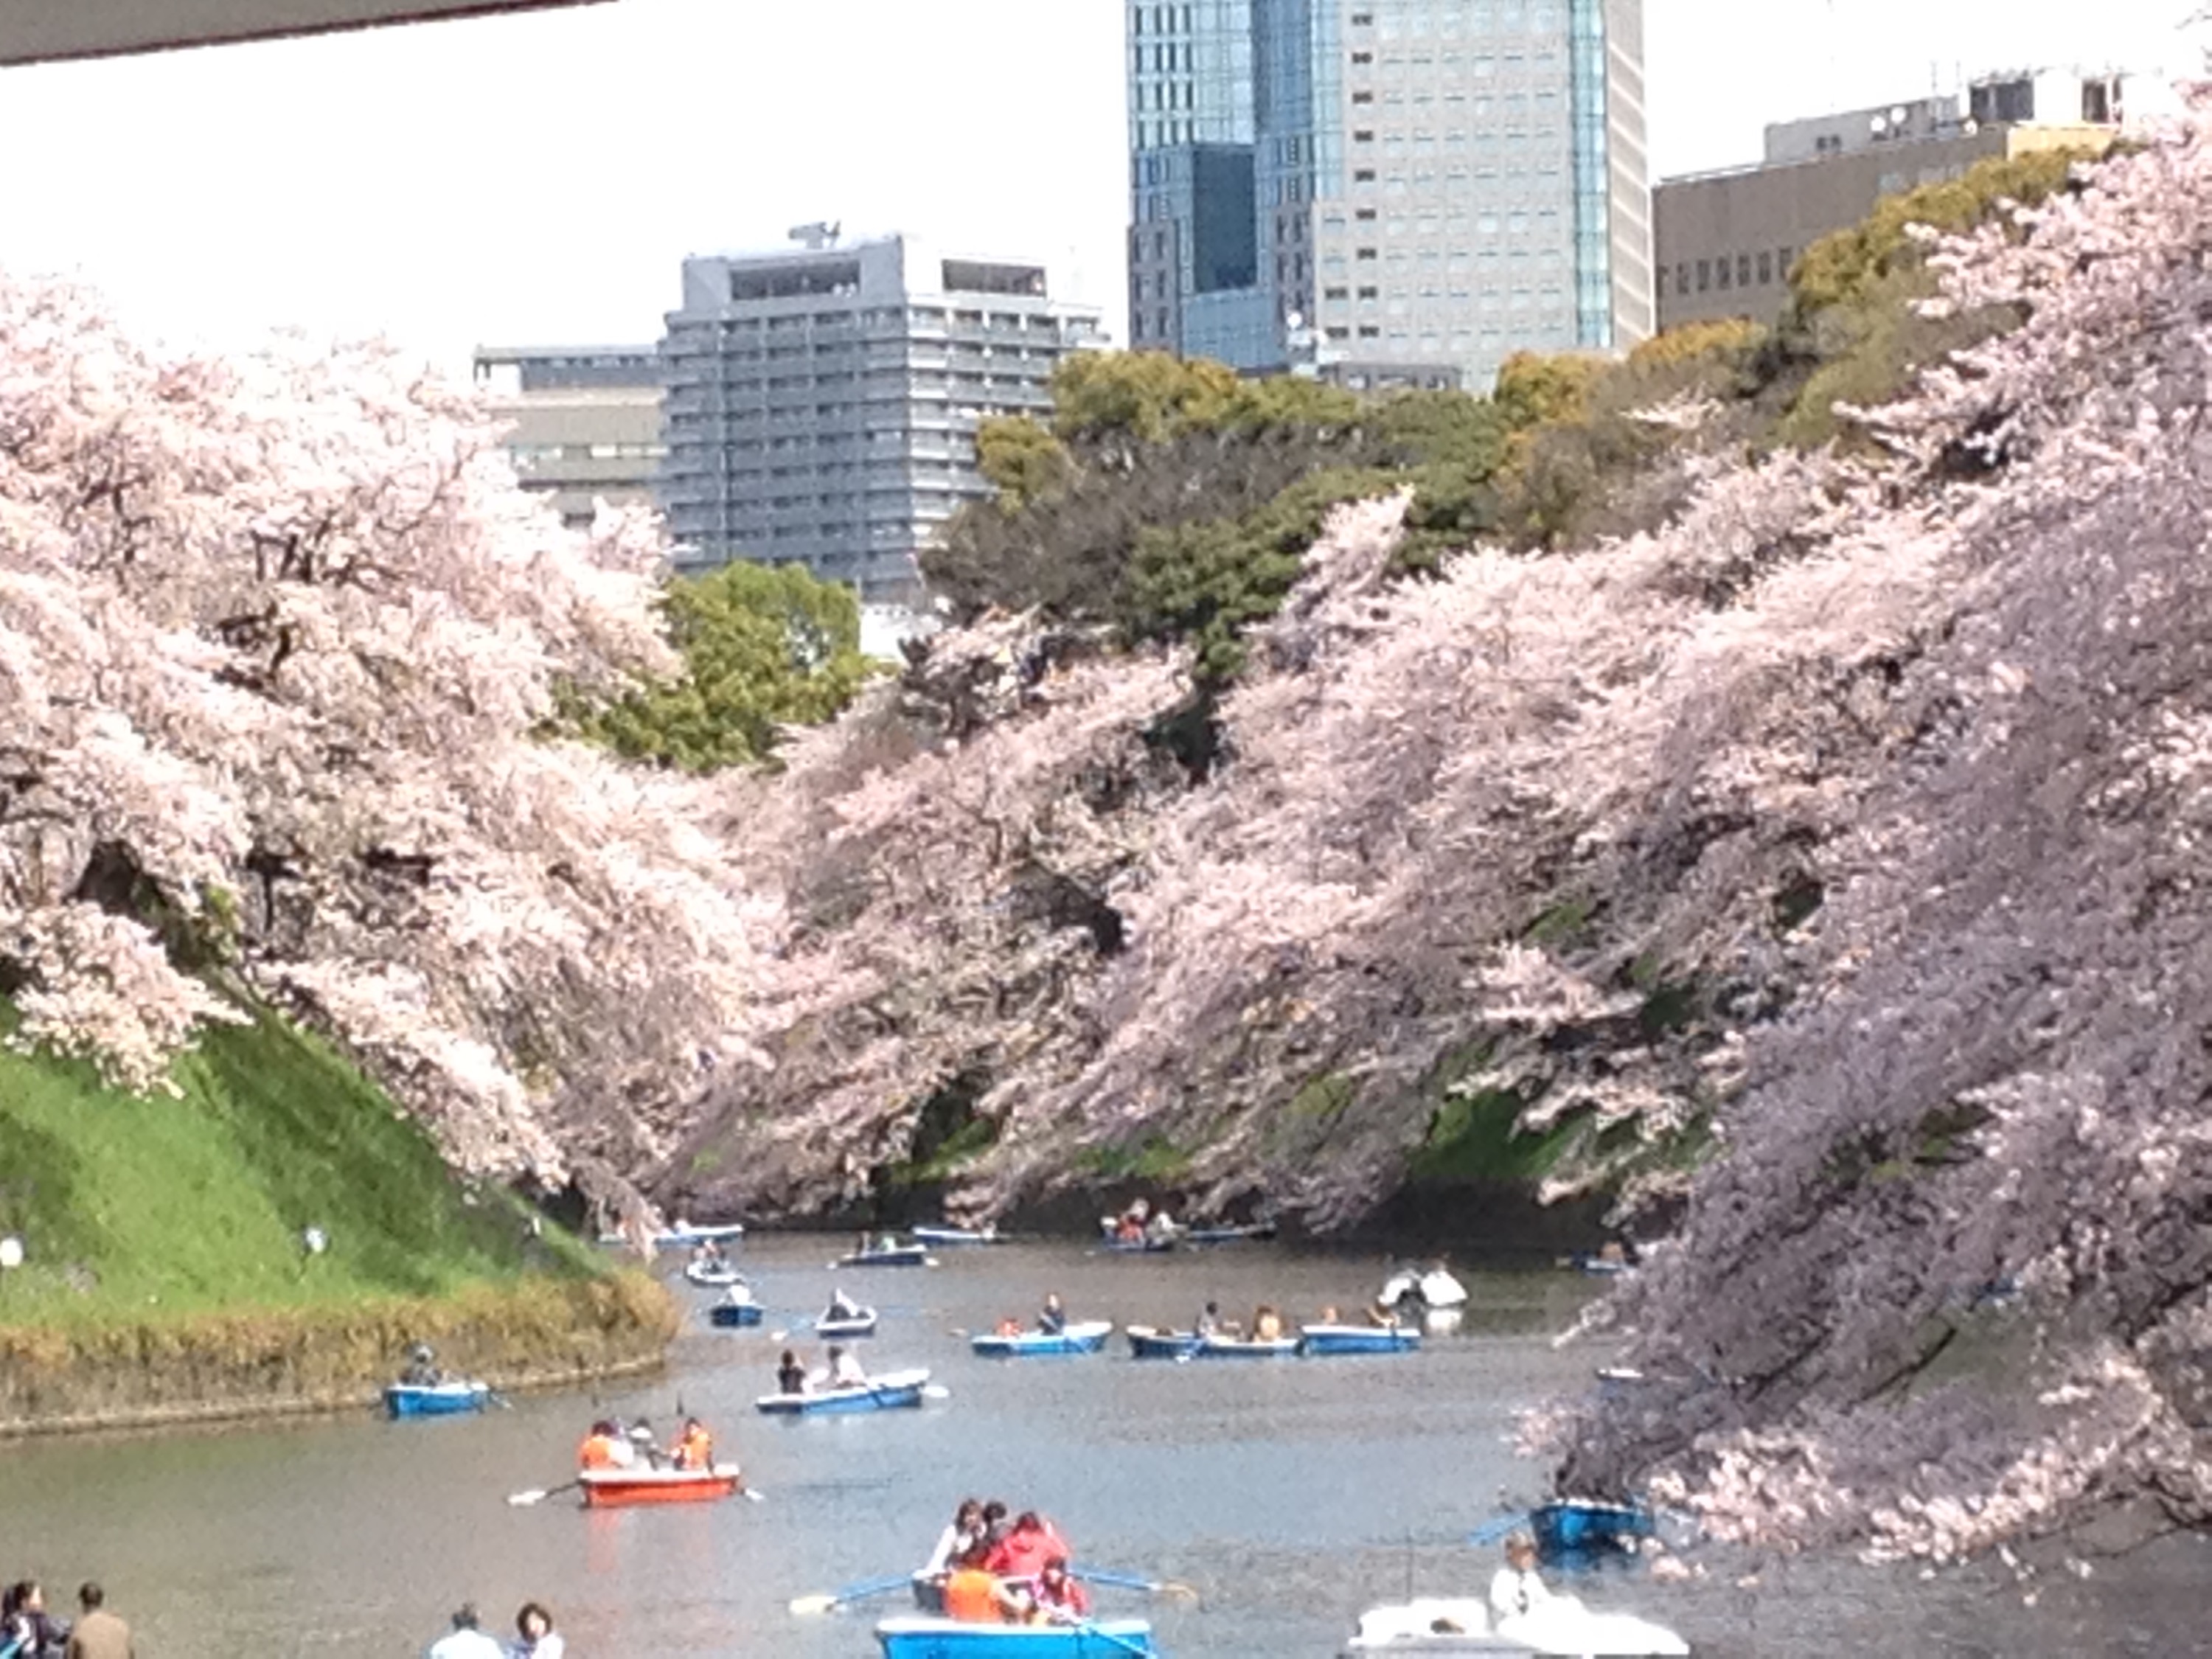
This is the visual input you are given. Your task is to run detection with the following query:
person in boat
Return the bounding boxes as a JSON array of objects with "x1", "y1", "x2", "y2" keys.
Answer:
[
  {"x1": 625, "y1": 1419, "x2": 666, "y2": 1470},
  {"x1": 425, "y1": 1601, "x2": 504, "y2": 1658},
  {"x1": 824, "y1": 1286, "x2": 865, "y2": 1324},
  {"x1": 1315, "y1": 1304, "x2": 1341, "y2": 1326},
  {"x1": 1, "y1": 1580, "x2": 67, "y2": 1659},
  {"x1": 1037, "y1": 1292, "x2": 1067, "y2": 1335},
  {"x1": 986, "y1": 1510, "x2": 1069, "y2": 1581},
  {"x1": 399, "y1": 1343, "x2": 446, "y2": 1388},
  {"x1": 1146, "y1": 1206, "x2": 1178, "y2": 1242},
  {"x1": 1489, "y1": 1532, "x2": 1554, "y2": 1623},
  {"x1": 670, "y1": 1416, "x2": 715, "y2": 1472},
  {"x1": 824, "y1": 1343, "x2": 867, "y2": 1388},
  {"x1": 923, "y1": 1498, "x2": 989, "y2": 1578},
  {"x1": 1252, "y1": 1304, "x2": 1284, "y2": 1342},
  {"x1": 978, "y1": 1499, "x2": 1011, "y2": 1551},
  {"x1": 1195, "y1": 1299, "x2": 1223, "y2": 1337},
  {"x1": 876, "y1": 1233, "x2": 901, "y2": 1255},
  {"x1": 942, "y1": 1544, "x2": 1026, "y2": 1625},
  {"x1": 510, "y1": 1601, "x2": 563, "y2": 1659},
  {"x1": 776, "y1": 1348, "x2": 809, "y2": 1397},
  {"x1": 1028, "y1": 1557, "x2": 1091, "y2": 1624},
  {"x1": 577, "y1": 1419, "x2": 631, "y2": 1472},
  {"x1": 1364, "y1": 1298, "x2": 1400, "y2": 1328}
]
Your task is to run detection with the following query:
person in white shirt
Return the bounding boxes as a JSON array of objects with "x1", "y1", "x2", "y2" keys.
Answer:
[
  {"x1": 825, "y1": 1344, "x2": 868, "y2": 1388},
  {"x1": 425, "y1": 1602, "x2": 505, "y2": 1658},
  {"x1": 509, "y1": 1600, "x2": 564, "y2": 1659},
  {"x1": 1489, "y1": 1534, "x2": 1553, "y2": 1624}
]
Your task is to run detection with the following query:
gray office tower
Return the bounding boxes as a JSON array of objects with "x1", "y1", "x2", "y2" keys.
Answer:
[
  {"x1": 1128, "y1": 0, "x2": 1652, "y2": 389},
  {"x1": 658, "y1": 235, "x2": 1102, "y2": 599}
]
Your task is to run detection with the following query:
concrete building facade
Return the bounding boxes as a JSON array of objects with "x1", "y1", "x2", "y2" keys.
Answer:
[
  {"x1": 655, "y1": 235, "x2": 1100, "y2": 601},
  {"x1": 1127, "y1": 0, "x2": 1652, "y2": 391},
  {"x1": 472, "y1": 345, "x2": 664, "y2": 532},
  {"x1": 1655, "y1": 72, "x2": 2136, "y2": 333}
]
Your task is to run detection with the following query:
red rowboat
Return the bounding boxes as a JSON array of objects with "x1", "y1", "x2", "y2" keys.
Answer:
[{"x1": 579, "y1": 1464, "x2": 743, "y2": 1508}]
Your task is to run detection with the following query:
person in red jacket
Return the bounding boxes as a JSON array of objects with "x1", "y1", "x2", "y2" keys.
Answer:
[{"x1": 987, "y1": 1511, "x2": 1068, "y2": 1582}]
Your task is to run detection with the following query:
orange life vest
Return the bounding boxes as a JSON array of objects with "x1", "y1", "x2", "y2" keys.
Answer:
[
  {"x1": 579, "y1": 1432, "x2": 622, "y2": 1470},
  {"x1": 943, "y1": 1568, "x2": 1006, "y2": 1624},
  {"x1": 673, "y1": 1425, "x2": 714, "y2": 1471}
]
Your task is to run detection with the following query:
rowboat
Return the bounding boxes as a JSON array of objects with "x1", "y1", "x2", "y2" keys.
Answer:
[
  {"x1": 814, "y1": 1305, "x2": 880, "y2": 1338},
  {"x1": 1298, "y1": 1324, "x2": 1420, "y2": 1356},
  {"x1": 1342, "y1": 1596, "x2": 1688, "y2": 1655},
  {"x1": 835, "y1": 1243, "x2": 936, "y2": 1269},
  {"x1": 912, "y1": 1224, "x2": 1001, "y2": 1247},
  {"x1": 383, "y1": 1379, "x2": 490, "y2": 1418},
  {"x1": 578, "y1": 1464, "x2": 744, "y2": 1509},
  {"x1": 1099, "y1": 1235, "x2": 1175, "y2": 1255},
  {"x1": 1194, "y1": 1333, "x2": 1299, "y2": 1358},
  {"x1": 709, "y1": 1294, "x2": 764, "y2": 1328},
  {"x1": 1180, "y1": 1220, "x2": 1278, "y2": 1245},
  {"x1": 685, "y1": 1260, "x2": 744, "y2": 1288},
  {"x1": 1570, "y1": 1253, "x2": 1635, "y2": 1278},
  {"x1": 755, "y1": 1368, "x2": 933, "y2": 1416},
  {"x1": 1126, "y1": 1326, "x2": 1201, "y2": 1360},
  {"x1": 970, "y1": 1320, "x2": 1114, "y2": 1357},
  {"x1": 1379, "y1": 1265, "x2": 1469, "y2": 1311},
  {"x1": 1530, "y1": 1499, "x2": 1656, "y2": 1559},
  {"x1": 598, "y1": 1221, "x2": 745, "y2": 1251},
  {"x1": 875, "y1": 1617, "x2": 1155, "y2": 1658}
]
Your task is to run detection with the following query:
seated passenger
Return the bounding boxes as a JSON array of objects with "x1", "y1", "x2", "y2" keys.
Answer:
[
  {"x1": 1030, "y1": 1557, "x2": 1091, "y2": 1623},
  {"x1": 1252, "y1": 1305, "x2": 1284, "y2": 1342},
  {"x1": 1037, "y1": 1293, "x2": 1067, "y2": 1335},
  {"x1": 827, "y1": 1344, "x2": 867, "y2": 1388},
  {"x1": 1489, "y1": 1533, "x2": 1553, "y2": 1623},
  {"x1": 400, "y1": 1343, "x2": 445, "y2": 1387},
  {"x1": 577, "y1": 1419, "x2": 628, "y2": 1471},
  {"x1": 942, "y1": 1545, "x2": 1024, "y2": 1625},
  {"x1": 776, "y1": 1349, "x2": 809, "y2": 1396},
  {"x1": 987, "y1": 1510, "x2": 1069, "y2": 1582},
  {"x1": 671, "y1": 1416, "x2": 715, "y2": 1472}
]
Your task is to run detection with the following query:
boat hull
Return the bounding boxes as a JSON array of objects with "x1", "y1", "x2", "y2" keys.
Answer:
[
  {"x1": 709, "y1": 1301, "x2": 764, "y2": 1328},
  {"x1": 685, "y1": 1263, "x2": 744, "y2": 1287},
  {"x1": 875, "y1": 1618, "x2": 1155, "y2": 1658},
  {"x1": 756, "y1": 1368, "x2": 931, "y2": 1416},
  {"x1": 1099, "y1": 1237, "x2": 1175, "y2": 1254},
  {"x1": 383, "y1": 1381, "x2": 490, "y2": 1418},
  {"x1": 1194, "y1": 1335, "x2": 1299, "y2": 1358},
  {"x1": 836, "y1": 1247, "x2": 935, "y2": 1268},
  {"x1": 1126, "y1": 1327, "x2": 1201, "y2": 1360},
  {"x1": 1343, "y1": 1596, "x2": 1688, "y2": 1656},
  {"x1": 912, "y1": 1226, "x2": 999, "y2": 1247},
  {"x1": 579, "y1": 1465, "x2": 742, "y2": 1508},
  {"x1": 970, "y1": 1321, "x2": 1113, "y2": 1357},
  {"x1": 1181, "y1": 1222, "x2": 1279, "y2": 1245},
  {"x1": 1299, "y1": 1325, "x2": 1420, "y2": 1356},
  {"x1": 815, "y1": 1312, "x2": 880, "y2": 1338},
  {"x1": 1530, "y1": 1500, "x2": 1655, "y2": 1559}
]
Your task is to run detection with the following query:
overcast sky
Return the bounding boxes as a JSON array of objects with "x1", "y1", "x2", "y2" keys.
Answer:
[{"x1": 0, "y1": 0, "x2": 2194, "y2": 369}]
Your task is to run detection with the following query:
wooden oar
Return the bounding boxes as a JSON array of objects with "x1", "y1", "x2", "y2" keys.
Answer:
[
  {"x1": 1467, "y1": 1513, "x2": 1529, "y2": 1546},
  {"x1": 1071, "y1": 1618, "x2": 1153, "y2": 1657},
  {"x1": 788, "y1": 1571, "x2": 917, "y2": 1616},
  {"x1": 507, "y1": 1477, "x2": 583, "y2": 1507},
  {"x1": 1071, "y1": 1565, "x2": 1199, "y2": 1602}
]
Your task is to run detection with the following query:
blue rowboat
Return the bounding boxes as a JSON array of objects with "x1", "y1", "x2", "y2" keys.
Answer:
[
  {"x1": 684, "y1": 1260, "x2": 744, "y2": 1287},
  {"x1": 1297, "y1": 1324, "x2": 1419, "y2": 1356},
  {"x1": 1531, "y1": 1498, "x2": 1655, "y2": 1559},
  {"x1": 1125, "y1": 1326, "x2": 1201, "y2": 1360},
  {"x1": 755, "y1": 1368, "x2": 933, "y2": 1416},
  {"x1": 814, "y1": 1307, "x2": 880, "y2": 1338},
  {"x1": 1194, "y1": 1334, "x2": 1299, "y2": 1359},
  {"x1": 599, "y1": 1221, "x2": 745, "y2": 1251},
  {"x1": 912, "y1": 1224, "x2": 1001, "y2": 1247},
  {"x1": 874, "y1": 1617, "x2": 1154, "y2": 1658},
  {"x1": 1099, "y1": 1236, "x2": 1175, "y2": 1254},
  {"x1": 970, "y1": 1320, "x2": 1114, "y2": 1357},
  {"x1": 383, "y1": 1380, "x2": 490, "y2": 1418},
  {"x1": 835, "y1": 1244, "x2": 936, "y2": 1269},
  {"x1": 709, "y1": 1297, "x2": 764, "y2": 1328}
]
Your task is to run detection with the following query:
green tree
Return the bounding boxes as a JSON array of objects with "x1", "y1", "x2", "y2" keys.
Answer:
[
  {"x1": 975, "y1": 414, "x2": 1076, "y2": 512},
  {"x1": 575, "y1": 561, "x2": 876, "y2": 771}
]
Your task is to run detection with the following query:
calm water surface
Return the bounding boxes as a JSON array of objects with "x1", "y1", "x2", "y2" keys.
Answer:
[{"x1": 0, "y1": 1238, "x2": 2205, "y2": 1656}]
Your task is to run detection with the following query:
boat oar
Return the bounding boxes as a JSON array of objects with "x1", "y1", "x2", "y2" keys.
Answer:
[
  {"x1": 1072, "y1": 1619, "x2": 1153, "y2": 1658},
  {"x1": 788, "y1": 1571, "x2": 917, "y2": 1616},
  {"x1": 507, "y1": 1477, "x2": 583, "y2": 1508},
  {"x1": 1071, "y1": 1565, "x2": 1199, "y2": 1603}
]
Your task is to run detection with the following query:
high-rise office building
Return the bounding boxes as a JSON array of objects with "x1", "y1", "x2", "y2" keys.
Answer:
[
  {"x1": 1127, "y1": 0, "x2": 1651, "y2": 390},
  {"x1": 657, "y1": 234, "x2": 1101, "y2": 601}
]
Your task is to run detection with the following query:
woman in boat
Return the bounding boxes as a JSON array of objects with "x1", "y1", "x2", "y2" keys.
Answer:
[
  {"x1": 978, "y1": 1499, "x2": 1010, "y2": 1551},
  {"x1": 670, "y1": 1416, "x2": 715, "y2": 1472},
  {"x1": 776, "y1": 1349, "x2": 809, "y2": 1396},
  {"x1": 923, "y1": 1498, "x2": 988, "y2": 1578},
  {"x1": 1037, "y1": 1292, "x2": 1067, "y2": 1335},
  {"x1": 1029, "y1": 1558, "x2": 1091, "y2": 1624},
  {"x1": 1252, "y1": 1304, "x2": 1284, "y2": 1342},
  {"x1": 987, "y1": 1510, "x2": 1068, "y2": 1581},
  {"x1": 577, "y1": 1419, "x2": 630, "y2": 1471},
  {"x1": 1489, "y1": 1532, "x2": 1554, "y2": 1623},
  {"x1": 1195, "y1": 1299, "x2": 1223, "y2": 1337},
  {"x1": 942, "y1": 1545, "x2": 1025, "y2": 1625},
  {"x1": 825, "y1": 1343, "x2": 868, "y2": 1388},
  {"x1": 0, "y1": 1580, "x2": 66, "y2": 1659},
  {"x1": 509, "y1": 1600, "x2": 564, "y2": 1658}
]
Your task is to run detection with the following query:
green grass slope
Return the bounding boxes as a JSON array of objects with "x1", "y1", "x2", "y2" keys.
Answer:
[{"x1": 0, "y1": 1006, "x2": 597, "y2": 1326}]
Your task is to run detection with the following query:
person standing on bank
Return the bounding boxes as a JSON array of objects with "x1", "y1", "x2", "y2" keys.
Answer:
[{"x1": 60, "y1": 1584, "x2": 129, "y2": 1659}]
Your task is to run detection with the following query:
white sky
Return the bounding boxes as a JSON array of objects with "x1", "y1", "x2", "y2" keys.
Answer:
[{"x1": 0, "y1": 0, "x2": 2195, "y2": 370}]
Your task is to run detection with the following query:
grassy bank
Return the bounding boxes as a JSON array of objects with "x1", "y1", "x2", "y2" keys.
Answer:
[{"x1": 0, "y1": 1006, "x2": 674, "y2": 1428}]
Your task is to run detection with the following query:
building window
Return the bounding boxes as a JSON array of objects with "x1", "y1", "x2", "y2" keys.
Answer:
[
  {"x1": 1354, "y1": 129, "x2": 1375, "y2": 142},
  {"x1": 1696, "y1": 260, "x2": 1711, "y2": 293},
  {"x1": 1677, "y1": 262, "x2": 1690, "y2": 295},
  {"x1": 1778, "y1": 246, "x2": 1795, "y2": 274},
  {"x1": 1355, "y1": 247, "x2": 1378, "y2": 260},
  {"x1": 1354, "y1": 169, "x2": 1377, "y2": 183},
  {"x1": 1756, "y1": 251, "x2": 1772, "y2": 285},
  {"x1": 1356, "y1": 207, "x2": 1378, "y2": 220},
  {"x1": 1716, "y1": 257, "x2": 1731, "y2": 291},
  {"x1": 1352, "y1": 50, "x2": 1374, "y2": 63},
  {"x1": 1352, "y1": 90, "x2": 1374, "y2": 104},
  {"x1": 1736, "y1": 254, "x2": 1753, "y2": 288}
]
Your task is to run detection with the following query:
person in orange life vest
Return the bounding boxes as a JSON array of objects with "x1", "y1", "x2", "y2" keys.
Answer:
[
  {"x1": 577, "y1": 1419, "x2": 632, "y2": 1472},
  {"x1": 987, "y1": 1511, "x2": 1068, "y2": 1582},
  {"x1": 942, "y1": 1545, "x2": 1025, "y2": 1624},
  {"x1": 1029, "y1": 1558, "x2": 1091, "y2": 1624},
  {"x1": 671, "y1": 1416, "x2": 715, "y2": 1471}
]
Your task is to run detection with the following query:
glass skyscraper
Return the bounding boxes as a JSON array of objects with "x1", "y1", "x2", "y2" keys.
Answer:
[{"x1": 1127, "y1": 0, "x2": 1651, "y2": 389}]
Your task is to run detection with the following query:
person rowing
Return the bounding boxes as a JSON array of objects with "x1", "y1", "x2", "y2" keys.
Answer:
[
  {"x1": 776, "y1": 1348, "x2": 808, "y2": 1397},
  {"x1": 1029, "y1": 1557, "x2": 1091, "y2": 1624},
  {"x1": 823, "y1": 1344, "x2": 867, "y2": 1389},
  {"x1": 942, "y1": 1544, "x2": 1028, "y2": 1625},
  {"x1": 824, "y1": 1286, "x2": 866, "y2": 1324},
  {"x1": 985, "y1": 1510, "x2": 1070, "y2": 1582},
  {"x1": 1037, "y1": 1292, "x2": 1067, "y2": 1335},
  {"x1": 670, "y1": 1415, "x2": 716, "y2": 1472},
  {"x1": 577, "y1": 1419, "x2": 633, "y2": 1471}
]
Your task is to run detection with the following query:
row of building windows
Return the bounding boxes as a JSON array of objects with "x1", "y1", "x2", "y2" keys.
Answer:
[
  {"x1": 1129, "y1": 4, "x2": 1196, "y2": 41},
  {"x1": 1658, "y1": 245, "x2": 1798, "y2": 299},
  {"x1": 1351, "y1": 2, "x2": 1565, "y2": 38}
]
